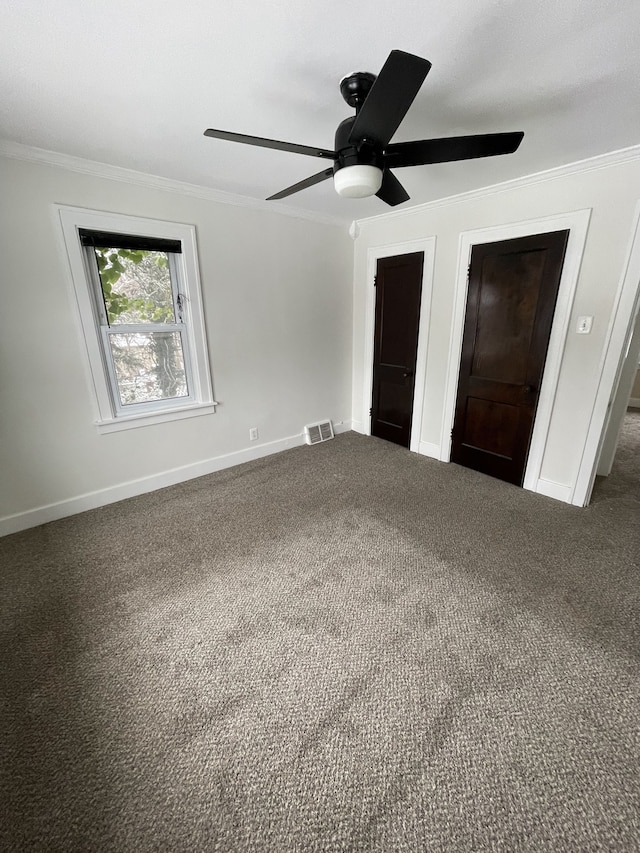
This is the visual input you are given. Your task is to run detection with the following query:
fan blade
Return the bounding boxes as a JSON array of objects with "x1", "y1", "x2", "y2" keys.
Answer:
[
  {"x1": 384, "y1": 131, "x2": 524, "y2": 168},
  {"x1": 267, "y1": 168, "x2": 334, "y2": 200},
  {"x1": 376, "y1": 170, "x2": 410, "y2": 206},
  {"x1": 348, "y1": 50, "x2": 432, "y2": 148},
  {"x1": 204, "y1": 128, "x2": 335, "y2": 160}
]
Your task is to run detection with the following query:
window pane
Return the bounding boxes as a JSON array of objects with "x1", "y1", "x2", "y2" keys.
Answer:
[
  {"x1": 108, "y1": 332, "x2": 188, "y2": 405},
  {"x1": 94, "y1": 248, "x2": 176, "y2": 325}
]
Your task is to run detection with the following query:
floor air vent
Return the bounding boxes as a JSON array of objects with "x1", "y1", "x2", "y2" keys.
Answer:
[{"x1": 304, "y1": 420, "x2": 334, "y2": 445}]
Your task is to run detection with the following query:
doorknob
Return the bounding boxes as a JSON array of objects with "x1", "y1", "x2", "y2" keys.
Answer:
[
  {"x1": 523, "y1": 384, "x2": 537, "y2": 394},
  {"x1": 403, "y1": 369, "x2": 413, "y2": 378}
]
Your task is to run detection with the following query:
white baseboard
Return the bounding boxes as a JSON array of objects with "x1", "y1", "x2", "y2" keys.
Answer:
[
  {"x1": 411, "y1": 451, "x2": 574, "y2": 502},
  {"x1": 1, "y1": 422, "x2": 353, "y2": 537},
  {"x1": 534, "y1": 477, "x2": 573, "y2": 504},
  {"x1": 351, "y1": 419, "x2": 367, "y2": 435},
  {"x1": 629, "y1": 397, "x2": 640, "y2": 408},
  {"x1": 418, "y1": 441, "x2": 442, "y2": 459}
]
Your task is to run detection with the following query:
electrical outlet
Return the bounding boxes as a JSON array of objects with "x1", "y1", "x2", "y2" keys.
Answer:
[{"x1": 249, "y1": 427, "x2": 258, "y2": 441}]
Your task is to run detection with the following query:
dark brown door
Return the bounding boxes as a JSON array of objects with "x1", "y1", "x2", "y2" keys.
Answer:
[
  {"x1": 451, "y1": 231, "x2": 569, "y2": 485},
  {"x1": 371, "y1": 252, "x2": 424, "y2": 447}
]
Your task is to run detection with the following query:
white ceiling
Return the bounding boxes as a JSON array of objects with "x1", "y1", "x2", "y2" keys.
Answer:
[{"x1": 2, "y1": 0, "x2": 639, "y2": 223}]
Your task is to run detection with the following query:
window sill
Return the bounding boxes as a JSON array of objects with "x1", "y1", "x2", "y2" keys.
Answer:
[{"x1": 96, "y1": 402, "x2": 218, "y2": 434}]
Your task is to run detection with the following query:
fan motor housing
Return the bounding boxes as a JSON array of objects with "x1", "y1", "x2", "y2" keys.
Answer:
[{"x1": 333, "y1": 116, "x2": 383, "y2": 174}]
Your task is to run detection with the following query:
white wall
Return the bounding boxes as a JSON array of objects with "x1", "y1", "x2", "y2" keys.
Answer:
[
  {"x1": 0, "y1": 155, "x2": 353, "y2": 533},
  {"x1": 351, "y1": 153, "x2": 640, "y2": 501},
  {"x1": 598, "y1": 306, "x2": 640, "y2": 475}
]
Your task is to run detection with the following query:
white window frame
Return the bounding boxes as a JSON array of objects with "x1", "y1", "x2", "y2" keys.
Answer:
[
  {"x1": 87, "y1": 249, "x2": 198, "y2": 418},
  {"x1": 57, "y1": 205, "x2": 216, "y2": 433}
]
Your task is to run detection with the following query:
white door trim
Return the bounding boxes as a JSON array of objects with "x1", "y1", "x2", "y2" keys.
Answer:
[
  {"x1": 440, "y1": 209, "x2": 592, "y2": 496},
  {"x1": 573, "y1": 200, "x2": 640, "y2": 506},
  {"x1": 362, "y1": 237, "x2": 436, "y2": 453}
]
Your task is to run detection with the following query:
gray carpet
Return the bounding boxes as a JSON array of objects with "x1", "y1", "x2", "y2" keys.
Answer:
[{"x1": 2, "y1": 413, "x2": 639, "y2": 852}]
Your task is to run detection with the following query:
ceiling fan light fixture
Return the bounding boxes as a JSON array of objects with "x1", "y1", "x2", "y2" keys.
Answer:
[
  {"x1": 333, "y1": 165, "x2": 383, "y2": 198},
  {"x1": 204, "y1": 50, "x2": 524, "y2": 207}
]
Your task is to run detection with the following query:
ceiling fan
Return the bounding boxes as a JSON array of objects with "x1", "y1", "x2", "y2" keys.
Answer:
[{"x1": 204, "y1": 50, "x2": 524, "y2": 206}]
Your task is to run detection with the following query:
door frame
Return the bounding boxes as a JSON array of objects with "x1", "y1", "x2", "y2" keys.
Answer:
[
  {"x1": 573, "y1": 199, "x2": 640, "y2": 505},
  {"x1": 440, "y1": 209, "x2": 591, "y2": 498},
  {"x1": 362, "y1": 237, "x2": 436, "y2": 453}
]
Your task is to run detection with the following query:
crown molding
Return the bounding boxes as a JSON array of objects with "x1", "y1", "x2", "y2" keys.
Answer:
[
  {"x1": 355, "y1": 144, "x2": 640, "y2": 227},
  {"x1": 5, "y1": 137, "x2": 639, "y2": 232},
  {"x1": 0, "y1": 139, "x2": 345, "y2": 229}
]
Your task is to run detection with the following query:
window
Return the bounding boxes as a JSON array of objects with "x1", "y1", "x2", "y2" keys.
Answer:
[
  {"x1": 80, "y1": 230, "x2": 192, "y2": 414},
  {"x1": 58, "y1": 207, "x2": 215, "y2": 432}
]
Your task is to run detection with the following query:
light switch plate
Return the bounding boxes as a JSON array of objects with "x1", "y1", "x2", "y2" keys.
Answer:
[{"x1": 576, "y1": 315, "x2": 593, "y2": 334}]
